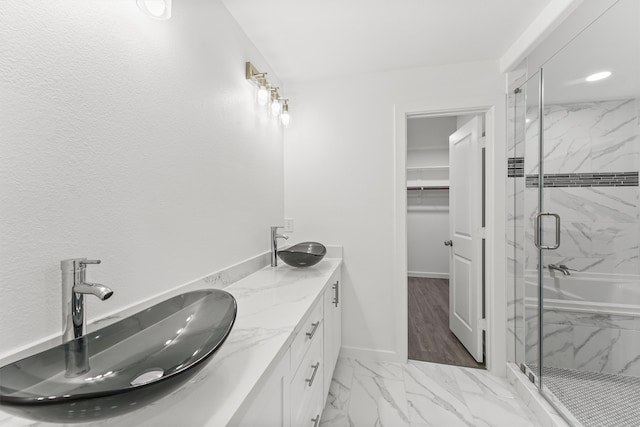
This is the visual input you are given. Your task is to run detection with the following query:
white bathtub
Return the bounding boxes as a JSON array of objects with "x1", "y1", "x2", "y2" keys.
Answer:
[{"x1": 524, "y1": 272, "x2": 640, "y2": 317}]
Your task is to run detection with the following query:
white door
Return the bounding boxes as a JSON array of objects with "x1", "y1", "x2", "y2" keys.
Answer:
[{"x1": 448, "y1": 116, "x2": 484, "y2": 363}]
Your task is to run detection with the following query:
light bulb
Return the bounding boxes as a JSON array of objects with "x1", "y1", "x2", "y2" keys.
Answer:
[
  {"x1": 281, "y1": 110, "x2": 291, "y2": 127},
  {"x1": 271, "y1": 99, "x2": 282, "y2": 117},
  {"x1": 257, "y1": 85, "x2": 268, "y2": 106}
]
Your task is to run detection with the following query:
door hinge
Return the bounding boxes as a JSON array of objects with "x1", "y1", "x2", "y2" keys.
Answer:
[
  {"x1": 478, "y1": 318, "x2": 487, "y2": 331},
  {"x1": 519, "y1": 363, "x2": 536, "y2": 385},
  {"x1": 480, "y1": 136, "x2": 486, "y2": 148},
  {"x1": 478, "y1": 227, "x2": 486, "y2": 239}
]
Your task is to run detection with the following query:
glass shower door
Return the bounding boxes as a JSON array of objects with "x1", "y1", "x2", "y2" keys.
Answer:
[
  {"x1": 537, "y1": 1, "x2": 640, "y2": 425},
  {"x1": 514, "y1": 72, "x2": 543, "y2": 377}
]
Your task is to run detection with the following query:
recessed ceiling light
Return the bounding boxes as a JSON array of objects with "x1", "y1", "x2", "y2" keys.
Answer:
[
  {"x1": 137, "y1": 0, "x2": 171, "y2": 20},
  {"x1": 585, "y1": 71, "x2": 612, "y2": 82}
]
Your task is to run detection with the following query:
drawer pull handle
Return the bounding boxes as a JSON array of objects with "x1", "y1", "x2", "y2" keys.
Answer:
[
  {"x1": 332, "y1": 281, "x2": 339, "y2": 307},
  {"x1": 306, "y1": 321, "x2": 320, "y2": 339},
  {"x1": 306, "y1": 362, "x2": 320, "y2": 386},
  {"x1": 311, "y1": 414, "x2": 320, "y2": 426}
]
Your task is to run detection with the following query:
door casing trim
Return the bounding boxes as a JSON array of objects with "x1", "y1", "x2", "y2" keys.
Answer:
[{"x1": 393, "y1": 101, "x2": 506, "y2": 376}]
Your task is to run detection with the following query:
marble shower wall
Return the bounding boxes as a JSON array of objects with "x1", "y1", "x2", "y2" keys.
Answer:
[
  {"x1": 523, "y1": 98, "x2": 640, "y2": 277},
  {"x1": 529, "y1": 99, "x2": 639, "y2": 175},
  {"x1": 525, "y1": 307, "x2": 640, "y2": 377},
  {"x1": 508, "y1": 96, "x2": 640, "y2": 374}
]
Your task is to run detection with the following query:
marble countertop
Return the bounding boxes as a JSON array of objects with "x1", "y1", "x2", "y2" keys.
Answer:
[{"x1": 0, "y1": 257, "x2": 342, "y2": 427}]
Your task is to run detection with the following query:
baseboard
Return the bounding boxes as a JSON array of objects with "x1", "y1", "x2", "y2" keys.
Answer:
[
  {"x1": 408, "y1": 271, "x2": 449, "y2": 279},
  {"x1": 338, "y1": 346, "x2": 403, "y2": 363}
]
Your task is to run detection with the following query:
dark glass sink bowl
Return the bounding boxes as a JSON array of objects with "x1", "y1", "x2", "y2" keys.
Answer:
[
  {"x1": 0, "y1": 289, "x2": 236, "y2": 423},
  {"x1": 278, "y1": 242, "x2": 327, "y2": 267}
]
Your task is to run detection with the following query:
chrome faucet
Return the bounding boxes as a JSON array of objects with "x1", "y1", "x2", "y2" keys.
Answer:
[
  {"x1": 61, "y1": 258, "x2": 113, "y2": 343},
  {"x1": 548, "y1": 264, "x2": 572, "y2": 276},
  {"x1": 270, "y1": 226, "x2": 289, "y2": 267}
]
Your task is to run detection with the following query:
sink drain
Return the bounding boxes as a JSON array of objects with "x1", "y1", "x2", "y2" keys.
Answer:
[{"x1": 130, "y1": 369, "x2": 164, "y2": 386}]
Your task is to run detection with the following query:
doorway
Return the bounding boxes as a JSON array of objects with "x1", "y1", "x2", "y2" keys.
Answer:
[{"x1": 406, "y1": 113, "x2": 486, "y2": 369}]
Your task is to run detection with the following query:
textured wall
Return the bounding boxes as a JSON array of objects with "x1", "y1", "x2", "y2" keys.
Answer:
[{"x1": 0, "y1": 0, "x2": 284, "y2": 356}]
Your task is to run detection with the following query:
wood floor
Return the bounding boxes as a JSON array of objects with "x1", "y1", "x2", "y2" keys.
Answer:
[{"x1": 408, "y1": 277, "x2": 484, "y2": 369}]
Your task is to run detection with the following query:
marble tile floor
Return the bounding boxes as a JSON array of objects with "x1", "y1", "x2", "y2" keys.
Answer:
[{"x1": 320, "y1": 358, "x2": 542, "y2": 427}]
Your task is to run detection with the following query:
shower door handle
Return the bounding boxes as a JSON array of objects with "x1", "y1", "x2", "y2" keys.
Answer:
[{"x1": 534, "y1": 212, "x2": 561, "y2": 250}]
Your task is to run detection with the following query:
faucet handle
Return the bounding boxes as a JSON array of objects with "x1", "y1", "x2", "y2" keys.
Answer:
[
  {"x1": 270, "y1": 226, "x2": 288, "y2": 239},
  {"x1": 61, "y1": 258, "x2": 101, "y2": 271}
]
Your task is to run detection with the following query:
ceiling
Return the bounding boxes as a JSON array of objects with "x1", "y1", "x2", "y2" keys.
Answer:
[
  {"x1": 220, "y1": 0, "x2": 552, "y2": 83},
  {"x1": 541, "y1": 0, "x2": 640, "y2": 104}
]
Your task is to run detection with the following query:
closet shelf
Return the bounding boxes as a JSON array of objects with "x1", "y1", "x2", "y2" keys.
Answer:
[
  {"x1": 407, "y1": 186, "x2": 449, "y2": 191},
  {"x1": 406, "y1": 165, "x2": 449, "y2": 170},
  {"x1": 407, "y1": 167, "x2": 449, "y2": 184},
  {"x1": 407, "y1": 179, "x2": 450, "y2": 190}
]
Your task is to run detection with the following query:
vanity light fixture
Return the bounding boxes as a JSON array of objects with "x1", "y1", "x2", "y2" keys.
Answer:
[
  {"x1": 270, "y1": 96, "x2": 282, "y2": 117},
  {"x1": 280, "y1": 100, "x2": 291, "y2": 127},
  {"x1": 245, "y1": 61, "x2": 291, "y2": 127},
  {"x1": 137, "y1": 0, "x2": 172, "y2": 20},
  {"x1": 585, "y1": 71, "x2": 612, "y2": 82},
  {"x1": 257, "y1": 81, "x2": 269, "y2": 106}
]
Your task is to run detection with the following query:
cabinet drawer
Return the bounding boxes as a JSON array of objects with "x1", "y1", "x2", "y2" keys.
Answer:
[
  {"x1": 291, "y1": 299, "x2": 323, "y2": 373},
  {"x1": 308, "y1": 383, "x2": 325, "y2": 427},
  {"x1": 291, "y1": 326, "x2": 323, "y2": 427}
]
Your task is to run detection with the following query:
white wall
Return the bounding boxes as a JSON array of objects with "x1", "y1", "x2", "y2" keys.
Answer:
[
  {"x1": 284, "y1": 60, "x2": 504, "y2": 359},
  {"x1": 407, "y1": 116, "x2": 456, "y2": 151},
  {"x1": 0, "y1": 0, "x2": 284, "y2": 356},
  {"x1": 407, "y1": 191, "x2": 449, "y2": 277},
  {"x1": 456, "y1": 114, "x2": 474, "y2": 130},
  {"x1": 406, "y1": 117, "x2": 456, "y2": 277}
]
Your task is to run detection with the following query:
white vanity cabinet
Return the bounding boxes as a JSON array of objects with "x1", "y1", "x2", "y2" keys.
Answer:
[
  {"x1": 323, "y1": 270, "x2": 341, "y2": 406},
  {"x1": 290, "y1": 295, "x2": 325, "y2": 427},
  {"x1": 232, "y1": 349, "x2": 291, "y2": 427},
  {"x1": 231, "y1": 265, "x2": 342, "y2": 427},
  {"x1": 291, "y1": 325, "x2": 323, "y2": 426},
  {"x1": 291, "y1": 299, "x2": 323, "y2": 371}
]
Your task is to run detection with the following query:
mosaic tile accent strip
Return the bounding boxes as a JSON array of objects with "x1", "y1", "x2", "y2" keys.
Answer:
[
  {"x1": 508, "y1": 157, "x2": 525, "y2": 178},
  {"x1": 525, "y1": 172, "x2": 638, "y2": 188}
]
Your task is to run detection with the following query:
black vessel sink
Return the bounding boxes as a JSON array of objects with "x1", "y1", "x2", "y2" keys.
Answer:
[
  {"x1": 278, "y1": 242, "x2": 327, "y2": 267},
  {"x1": 0, "y1": 289, "x2": 236, "y2": 423}
]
